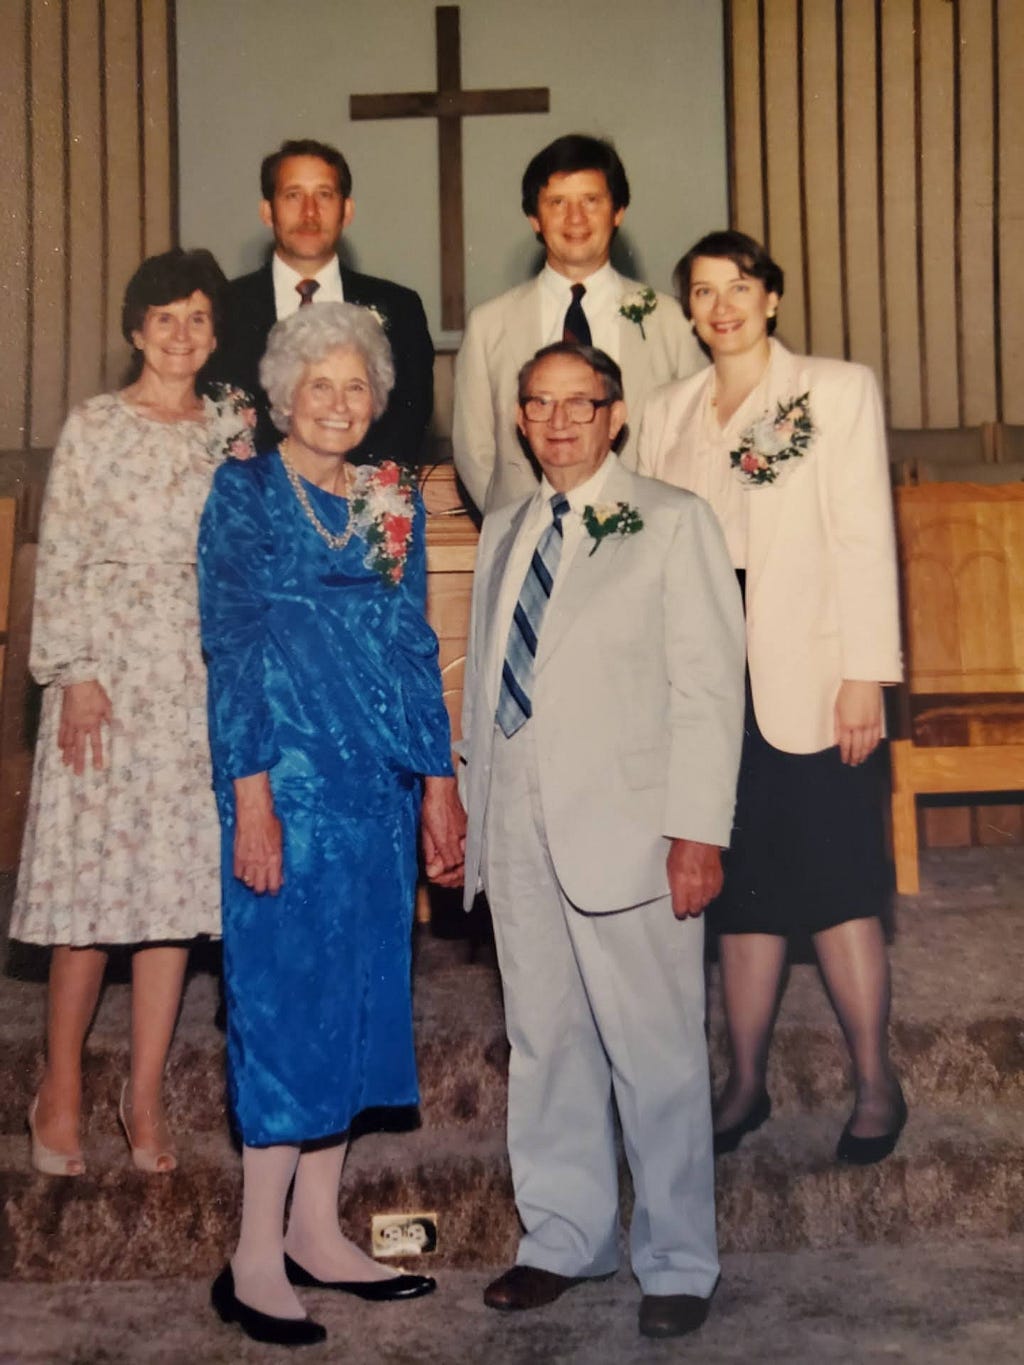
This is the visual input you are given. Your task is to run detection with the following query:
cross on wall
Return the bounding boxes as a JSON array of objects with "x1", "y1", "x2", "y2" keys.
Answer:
[{"x1": 350, "y1": 5, "x2": 550, "y2": 331}]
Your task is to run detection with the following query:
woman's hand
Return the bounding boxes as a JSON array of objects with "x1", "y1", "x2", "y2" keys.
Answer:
[
  {"x1": 421, "y1": 775, "x2": 466, "y2": 888},
  {"x1": 834, "y1": 680, "x2": 883, "y2": 766},
  {"x1": 233, "y1": 771, "x2": 284, "y2": 895},
  {"x1": 58, "y1": 681, "x2": 113, "y2": 774}
]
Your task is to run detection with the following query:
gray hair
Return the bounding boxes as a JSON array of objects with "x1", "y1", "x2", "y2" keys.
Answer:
[{"x1": 259, "y1": 301, "x2": 396, "y2": 430}]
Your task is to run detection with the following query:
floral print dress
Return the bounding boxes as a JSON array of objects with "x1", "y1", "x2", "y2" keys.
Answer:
[{"x1": 11, "y1": 387, "x2": 254, "y2": 945}]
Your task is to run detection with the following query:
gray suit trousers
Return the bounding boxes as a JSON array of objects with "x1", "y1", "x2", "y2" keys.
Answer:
[{"x1": 483, "y1": 722, "x2": 719, "y2": 1296}]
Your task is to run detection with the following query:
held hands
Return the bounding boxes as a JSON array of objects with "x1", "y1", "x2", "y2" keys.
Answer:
[
  {"x1": 667, "y1": 838, "x2": 723, "y2": 919},
  {"x1": 233, "y1": 771, "x2": 284, "y2": 895},
  {"x1": 834, "y1": 680, "x2": 883, "y2": 766},
  {"x1": 58, "y1": 681, "x2": 113, "y2": 774},
  {"x1": 421, "y1": 775, "x2": 467, "y2": 888}
]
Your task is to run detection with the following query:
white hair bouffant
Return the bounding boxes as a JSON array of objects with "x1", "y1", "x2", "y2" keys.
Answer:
[{"x1": 259, "y1": 302, "x2": 396, "y2": 431}]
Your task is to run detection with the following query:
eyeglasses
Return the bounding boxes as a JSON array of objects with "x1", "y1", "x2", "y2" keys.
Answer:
[{"x1": 519, "y1": 396, "x2": 616, "y2": 424}]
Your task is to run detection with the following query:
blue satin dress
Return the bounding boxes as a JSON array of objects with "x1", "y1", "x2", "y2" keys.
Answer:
[{"x1": 197, "y1": 452, "x2": 453, "y2": 1147}]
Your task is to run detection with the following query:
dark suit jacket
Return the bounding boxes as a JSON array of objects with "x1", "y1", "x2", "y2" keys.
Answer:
[{"x1": 210, "y1": 260, "x2": 434, "y2": 464}]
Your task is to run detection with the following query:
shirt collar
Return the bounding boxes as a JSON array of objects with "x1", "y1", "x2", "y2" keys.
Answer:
[
  {"x1": 272, "y1": 252, "x2": 343, "y2": 293},
  {"x1": 540, "y1": 259, "x2": 617, "y2": 306},
  {"x1": 538, "y1": 452, "x2": 615, "y2": 516}
]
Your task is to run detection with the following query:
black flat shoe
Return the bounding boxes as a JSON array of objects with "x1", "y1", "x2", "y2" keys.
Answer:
[
  {"x1": 284, "y1": 1253, "x2": 436, "y2": 1300},
  {"x1": 712, "y1": 1091, "x2": 772, "y2": 1156},
  {"x1": 836, "y1": 1088, "x2": 908, "y2": 1166},
  {"x1": 211, "y1": 1265, "x2": 326, "y2": 1347}
]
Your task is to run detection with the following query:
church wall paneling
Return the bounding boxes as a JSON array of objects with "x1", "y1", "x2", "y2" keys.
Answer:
[
  {"x1": 1, "y1": 0, "x2": 176, "y2": 450},
  {"x1": 725, "y1": 0, "x2": 1021, "y2": 430}
]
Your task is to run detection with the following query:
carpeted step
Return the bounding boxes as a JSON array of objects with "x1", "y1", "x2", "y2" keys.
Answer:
[
  {"x1": 0, "y1": 964, "x2": 1020, "y2": 1138},
  {"x1": 3, "y1": 1106, "x2": 1022, "y2": 1282}
]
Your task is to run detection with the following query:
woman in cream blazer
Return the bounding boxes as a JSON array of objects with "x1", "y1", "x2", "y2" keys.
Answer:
[{"x1": 632, "y1": 230, "x2": 905, "y2": 1166}]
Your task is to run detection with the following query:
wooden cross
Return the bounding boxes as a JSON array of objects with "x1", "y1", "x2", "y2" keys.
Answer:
[{"x1": 350, "y1": 5, "x2": 549, "y2": 331}]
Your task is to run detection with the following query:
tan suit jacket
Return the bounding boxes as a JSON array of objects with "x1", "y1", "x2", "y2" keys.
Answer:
[
  {"x1": 634, "y1": 340, "x2": 902, "y2": 754},
  {"x1": 453, "y1": 271, "x2": 704, "y2": 513}
]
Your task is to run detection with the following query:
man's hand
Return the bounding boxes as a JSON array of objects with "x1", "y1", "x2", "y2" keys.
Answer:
[
  {"x1": 834, "y1": 679, "x2": 883, "y2": 766},
  {"x1": 58, "y1": 680, "x2": 113, "y2": 774},
  {"x1": 421, "y1": 775, "x2": 466, "y2": 888},
  {"x1": 233, "y1": 771, "x2": 283, "y2": 895},
  {"x1": 667, "y1": 838, "x2": 723, "y2": 919}
]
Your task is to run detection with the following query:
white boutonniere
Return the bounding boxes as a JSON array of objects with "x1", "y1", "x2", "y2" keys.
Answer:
[
  {"x1": 618, "y1": 286, "x2": 658, "y2": 339},
  {"x1": 206, "y1": 382, "x2": 257, "y2": 461},
  {"x1": 365, "y1": 305, "x2": 387, "y2": 331},
  {"x1": 730, "y1": 392, "x2": 815, "y2": 487},
  {"x1": 581, "y1": 501, "x2": 644, "y2": 556}
]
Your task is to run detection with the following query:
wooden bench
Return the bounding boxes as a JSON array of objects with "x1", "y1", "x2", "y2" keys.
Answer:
[{"x1": 890, "y1": 482, "x2": 1024, "y2": 892}]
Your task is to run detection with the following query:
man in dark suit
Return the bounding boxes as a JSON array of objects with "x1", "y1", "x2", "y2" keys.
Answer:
[{"x1": 213, "y1": 138, "x2": 434, "y2": 463}]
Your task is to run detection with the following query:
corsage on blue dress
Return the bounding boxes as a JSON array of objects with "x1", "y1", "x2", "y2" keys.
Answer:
[{"x1": 198, "y1": 452, "x2": 453, "y2": 1147}]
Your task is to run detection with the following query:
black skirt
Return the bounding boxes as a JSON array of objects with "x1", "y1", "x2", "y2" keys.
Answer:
[{"x1": 710, "y1": 678, "x2": 890, "y2": 938}]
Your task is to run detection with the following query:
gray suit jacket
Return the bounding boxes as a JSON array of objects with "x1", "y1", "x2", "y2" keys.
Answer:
[
  {"x1": 453, "y1": 272, "x2": 705, "y2": 514},
  {"x1": 459, "y1": 459, "x2": 745, "y2": 913}
]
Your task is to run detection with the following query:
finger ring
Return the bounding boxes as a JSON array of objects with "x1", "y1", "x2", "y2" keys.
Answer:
[{"x1": 244, "y1": 877, "x2": 254, "y2": 886}]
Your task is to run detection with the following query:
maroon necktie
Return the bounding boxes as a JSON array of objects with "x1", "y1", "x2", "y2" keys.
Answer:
[
  {"x1": 563, "y1": 283, "x2": 592, "y2": 346},
  {"x1": 296, "y1": 279, "x2": 320, "y2": 307}
]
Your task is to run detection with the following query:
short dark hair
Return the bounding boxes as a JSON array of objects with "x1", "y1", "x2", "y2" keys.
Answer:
[
  {"x1": 674, "y1": 229, "x2": 785, "y2": 333},
  {"x1": 260, "y1": 138, "x2": 353, "y2": 201},
  {"x1": 121, "y1": 247, "x2": 227, "y2": 381},
  {"x1": 521, "y1": 134, "x2": 631, "y2": 218},
  {"x1": 518, "y1": 342, "x2": 625, "y2": 406}
]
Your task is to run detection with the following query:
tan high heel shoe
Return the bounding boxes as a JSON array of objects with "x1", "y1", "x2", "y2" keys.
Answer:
[
  {"x1": 117, "y1": 1081, "x2": 178, "y2": 1174},
  {"x1": 27, "y1": 1095, "x2": 86, "y2": 1177}
]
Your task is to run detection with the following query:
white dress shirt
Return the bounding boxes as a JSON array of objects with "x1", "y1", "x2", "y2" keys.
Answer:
[
  {"x1": 489, "y1": 455, "x2": 616, "y2": 707},
  {"x1": 271, "y1": 253, "x2": 344, "y2": 320},
  {"x1": 538, "y1": 262, "x2": 622, "y2": 362}
]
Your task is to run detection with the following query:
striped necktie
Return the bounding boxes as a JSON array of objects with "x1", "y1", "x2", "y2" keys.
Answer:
[
  {"x1": 496, "y1": 493, "x2": 571, "y2": 738},
  {"x1": 563, "y1": 283, "x2": 591, "y2": 346}
]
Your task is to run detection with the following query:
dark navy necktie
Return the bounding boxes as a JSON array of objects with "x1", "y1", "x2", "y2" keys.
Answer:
[{"x1": 563, "y1": 283, "x2": 591, "y2": 346}]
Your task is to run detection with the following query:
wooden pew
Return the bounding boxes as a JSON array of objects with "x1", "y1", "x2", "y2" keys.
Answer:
[{"x1": 890, "y1": 482, "x2": 1024, "y2": 892}]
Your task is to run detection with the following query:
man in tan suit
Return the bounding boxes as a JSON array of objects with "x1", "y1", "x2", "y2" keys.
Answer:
[{"x1": 453, "y1": 134, "x2": 704, "y2": 513}]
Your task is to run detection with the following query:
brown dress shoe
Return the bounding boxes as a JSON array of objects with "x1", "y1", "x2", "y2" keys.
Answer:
[
  {"x1": 638, "y1": 1293, "x2": 710, "y2": 1338},
  {"x1": 483, "y1": 1264, "x2": 588, "y2": 1311}
]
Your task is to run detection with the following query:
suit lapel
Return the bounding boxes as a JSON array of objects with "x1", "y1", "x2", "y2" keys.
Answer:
[
  {"x1": 744, "y1": 341, "x2": 809, "y2": 587},
  {"x1": 506, "y1": 277, "x2": 545, "y2": 359},
  {"x1": 536, "y1": 460, "x2": 636, "y2": 672},
  {"x1": 481, "y1": 502, "x2": 533, "y2": 713}
]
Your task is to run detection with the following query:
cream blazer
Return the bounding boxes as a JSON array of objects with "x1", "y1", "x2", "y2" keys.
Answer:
[{"x1": 633, "y1": 340, "x2": 903, "y2": 754}]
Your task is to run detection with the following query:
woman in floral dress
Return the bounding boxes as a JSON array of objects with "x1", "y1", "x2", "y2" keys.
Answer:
[
  {"x1": 13, "y1": 248, "x2": 254, "y2": 1177},
  {"x1": 633, "y1": 231, "x2": 907, "y2": 1167},
  {"x1": 198, "y1": 303, "x2": 465, "y2": 1348}
]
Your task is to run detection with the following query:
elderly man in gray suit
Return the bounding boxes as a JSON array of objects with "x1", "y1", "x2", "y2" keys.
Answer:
[
  {"x1": 458, "y1": 342, "x2": 745, "y2": 1339},
  {"x1": 453, "y1": 134, "x2": 704, "y2": 514}
]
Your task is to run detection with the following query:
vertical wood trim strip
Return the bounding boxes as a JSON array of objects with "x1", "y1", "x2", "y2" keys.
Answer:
[
  {"x1": 912, "y1": 0, "x2": 928, "y2": 422},
  {"x1": 0, "y1": 0, "x2": 30, "y2": 446},
  {"x1": 835, "y1": 0, "x2": 850, "y2": 359},
  {"x1": 98, "y1": 0, "x2": 110, "y2": 389},
  {"x1": 796, "y1": 0, "x2": 812, "y2": 350},
  {"x1": 956, "y1": 0, "x2": 996, "y2": 424},
  {"x1": 166, "y1": 0, "x2": 180, "y2": 243},
  {"x1": 728, "y1": 0, "x2": 765, "y2": 240},
  {"x1": 140, "y1": 0, "x2": 173, "y2": 257},
  {"x1": 757, "y1": 0, "x2": 770, "y2": 243},
  {"x1": 724, "y1": 0, "x2": 737, "y2": 227},
  {"x1": 952, "y1": 0, "x2": 964, "y2": 425},
  {"x1": 992, "y1": 0, "x2": 1003, "y2": 420},
  {"x1": 60, "y1": 0, "x2": 71, "y2": 420},
  {"x1": 875, "y1": 0, "x2": 891, "y2": 422},
  {"x1": 104, "y1": 0, "x2": 142, "y2": 390},
  {"x1": 23, "y1": 0, "x2": 34, "y2": 444},
  {"x1": 802, "y1": 0, "x2": 844, "y2": 359},
  {"x1": 918, "y1": 0, "x2": 958, "y2": 426},
  {"x1": 763, "y1": 0, "x2": 806, "y2": 354}
]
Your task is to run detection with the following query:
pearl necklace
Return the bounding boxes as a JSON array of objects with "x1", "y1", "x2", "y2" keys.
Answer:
[{"x1": 279, "y1": 441, "x2": 357, "y2": 551}]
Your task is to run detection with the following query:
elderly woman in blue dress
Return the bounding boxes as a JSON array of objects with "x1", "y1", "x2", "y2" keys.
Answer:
[
  {"x1": 634, "y1": 230, "x2": 906, "y2": 1166},
  {"x1": 198, "y1": 302, "x2": 465, "y2": 1348}
]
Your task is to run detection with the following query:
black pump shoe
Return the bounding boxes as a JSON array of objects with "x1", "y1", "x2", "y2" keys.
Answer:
[
  {"x1": 836, "y1": 1088, "x2": 908, "y2": 1166},
  {"x1": 284, "y1": 1252, "x2": 436, "y2": 1300},
  {"x1": 712, "y1": 1091, "x2": 772, "y2": 1156},
  {"x1": 211, "y1": 1265, "x2": 326, "y2": 1347}
]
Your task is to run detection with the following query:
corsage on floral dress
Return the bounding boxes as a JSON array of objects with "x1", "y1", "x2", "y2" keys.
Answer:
[
  {"x1": 11, "y1": 387, "x2": 255, "y2": 946},
  {"x1": 197, "y1": 453, "x2": 453, "y2": 1147}
]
